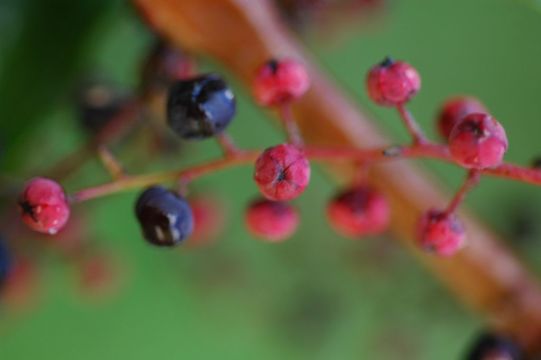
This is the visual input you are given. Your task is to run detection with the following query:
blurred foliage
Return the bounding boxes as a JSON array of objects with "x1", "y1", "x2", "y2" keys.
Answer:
[{"x1": 1, "y1": 0, "x2": 541, "y2": 359}]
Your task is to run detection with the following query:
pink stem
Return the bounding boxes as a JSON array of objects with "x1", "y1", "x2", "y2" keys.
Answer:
[
  {"x1": 396, "y1": 103, "x2": 427, "y2": 144},
  {"x1": 445, "y1": 169, "x2": 481, "y2": 215},
  {"x1": 215, "y1": 132, "x2": 240, "y2": 157},
  {"x1": 279, "y1": 103, "x2": 303, "y2": 146}
]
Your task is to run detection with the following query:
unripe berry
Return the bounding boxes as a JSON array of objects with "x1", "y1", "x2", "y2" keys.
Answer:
[
  {"x1": 437, "y1": 96, "x2": 487, "y2": 139},
  {"x1": 418, "y1": 209, "x2": 465, "y2": 257},
  {"x1": 245, "y1": 199, "x2": 299, "y2": 242},
  {"x1": 188, "y1": 195, "x2": 226, "y2": 246},
  {"x1": 366, "y1": 57, "x2": 421, "y2": 106},
  {"x1": 167, "y1": 74, "x2": 236, "y2": 139},
  {"x1": 135, "y1": 186, "x2": 194, "y2": 247},
  {"x1": 466, "y1": 333, "x2": 522, "y2": 360},
  {"x1": 254, "y1": 144, "x2": 311, "y2": 201},
  {"x1": 253, "y1": 58, "x2": 310, "y2": 107},
  {"x1": 327, "y1": 185, "x2": 390, "y2": 238},
  {"x1": 19, "y1": 177, "x2": 70, "y2": 235},
  {"x1": 449, "y1": 113, "x2": 508, "y2": 169}
]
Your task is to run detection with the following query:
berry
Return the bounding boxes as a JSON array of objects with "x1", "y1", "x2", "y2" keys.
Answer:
[
  {"x1": 327, "y1": 185, "x2": 390, "y2": 238},
  {"x1": 19, "y1": 177, "x2": 70, "y2": 235},
  {"x1": 245, "y1": 198, "x2": 299, "y2": 242},
  {"x1": 141, "y1": 41, "x2": 195, "y2": 93},
  {"x1": 366, "y1": 57, "x2": 421, "y2": 106},
  {"x1": 0, "y1": 236, "x2": 12, "y2": 287},
  {"x1": 167, "y1": 74, "x2": 236, "y2": 139},
  {"x1": 188, "y1": 195, "x2": 226, "y2": 246},
  {"x1": 466, "y1": 332, "x2": 522, "y2": 360},
  {"x1": 449, "y1": 113, "x2": 508, "y2": 169},
  {"x1": 418, "y1": 209, "x2": 465, "y2": 257},
  {"x1": 135, "y1": 186, "x2": 193, "y2": 246},
  {"x1": 437, "y1": 96, "x2": 487, "y2": 139},
  {"x1": 254, "y1": 144, "x2": 311, "y2": 201},
  {"x1": 76, "y1": 78, "x2": 130, "y2": 134},
  {"x1": 253, "y1": 58, "x2": 310, "y2": 106}
]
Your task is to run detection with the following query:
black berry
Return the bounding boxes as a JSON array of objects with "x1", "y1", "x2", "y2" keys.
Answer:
[
  {"x1": 465, "y1": 332, "x2": 523, "y2": 360},
  {"x1": 135, "y1": 186, "x2": 194, "y2": 247},
  {"x1": 166, "y1": 74, "x2": 236, "y2": 139},
  {"x1": 0, "y1": 235, "x2": 12, "y2": 287},
  {"x1": 75, "y1": 78, "x2": 130, "y2": 134}
]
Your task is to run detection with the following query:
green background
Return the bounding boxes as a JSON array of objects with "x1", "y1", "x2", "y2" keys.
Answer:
[{"x1": 1, "y1": 0, "x2": 541, "y2": 359}]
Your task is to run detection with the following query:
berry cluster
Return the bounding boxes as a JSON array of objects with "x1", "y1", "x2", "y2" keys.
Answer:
[{"x1": 16, "y1": 55, "x2": 539, "y2": 263}]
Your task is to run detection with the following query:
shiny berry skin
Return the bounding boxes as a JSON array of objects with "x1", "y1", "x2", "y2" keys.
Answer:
[
  {"x1": 449, "y1": 113, "x2": 508, "y2": 169},
  {"x1": 167, "y1": 74, "x2": 236, "y2": 139},
  {"x1": 437, "y1": 96, "x2": 487, "y2": 140},
  {"x1": 253, "y1": 59, "x2": 310, "y2": 107},
  {"x1": 466, "y1": 333, "x2": 522, "y2": 360},
  {"x1": 76, "y1": 79, "x2": 130, "y2": 134},
  {"x1": 418, "y1": 209, "x2": 465, "y2": 257},
  {"x1": 327, "y1": 185, "x2": 390, "y2": 238},
  {"x1": 254, "y1": 144, "x2": 311, "y2": 201},
  {"x1": 19, "y1": 177, "x2": 70, "y2": 235},
  {"x1": 135, "y1": 186, "x2": 194, "y2": 247},
  {"x1": 366, "y1": 57, "x2": 421, "y2": 106},
  {"x1": 245, "y1": 199, "x2": 299, "y2": 242}
]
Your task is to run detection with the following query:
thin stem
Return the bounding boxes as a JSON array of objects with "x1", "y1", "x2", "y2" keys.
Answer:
[
  {"x1": 215, "y1": 132, "x2": 240, "y2": 157},
  {"x1": 97, "y1": 146, "x2": 125, "y2": 180},
  {"x1": 70, "y1": 141, "x2": 541, "y2": 203},
  {"x1": 396, "y1": 103, "x2": 427, "y2": 145},
  {"x1": 279, "y1": 103, "x2": 303, "y2": 146},
  {"x1": 445, "y1": 169, "x2": 481, "y2": 215}
]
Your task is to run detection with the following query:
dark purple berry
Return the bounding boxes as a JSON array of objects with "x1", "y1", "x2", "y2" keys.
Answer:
[
  {"x1": 75, "y1": 78, "x2": 131, "y2": 134},
  {"x1": 0, "y1": 235, "x2": 12, "y2": 287},
  {"x1": 465, "y1": 332, "x2": 523, "y2": 360},
  {"x1": 135, "y1": 186, "x2": 194, "y2": 247},
  {"x1": 166, "y1": 74, "x2": 236, "y2": 139}
]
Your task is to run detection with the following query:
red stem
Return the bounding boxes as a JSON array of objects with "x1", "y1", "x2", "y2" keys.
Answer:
[
  {"x1": 279, "y1": 103, "x2": 303, "y2": 146},
  {"x1": 445, "y1": 169, "x2": 481, "y2": 215},
  {"x1": 396, "y1": 103, "x2": 427, "y2": 144}
]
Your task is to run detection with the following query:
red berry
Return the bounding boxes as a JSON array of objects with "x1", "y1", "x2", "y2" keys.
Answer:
[
  {"x1": 418, "y1": 209, "x2": 465, "y2": 257},
  {"x1": 437, "y1": 96, "x2": 487, "y2": 139},
  {"x1": 253, "y1": 58, "x2": 310, "y2": 106},
  {"x1": 366, "y1": 57, "x2": 421, "y2": 106},
  {"x1": 18, "y1": 177, "x2": 70, "y2": 235},
  {"x1": 327, "y1": 185, "x2": 390, "y2": 238},
  {"x1": 449, "y1": 113, "x2": 508, "y2": 169},
  {"x1": 188, "y1": 195, "x2": 226, "y2": 246},
  {"x1": 254, "y1": 144, "x2": 311, "y2": 201},
  {"x1": 245, "y1": 199, "x2": 299, "y2": 242}
]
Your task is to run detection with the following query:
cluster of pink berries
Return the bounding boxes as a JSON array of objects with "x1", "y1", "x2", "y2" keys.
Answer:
[{"x1": 17, "y1": 55, "x2": 512, "y2": 259}]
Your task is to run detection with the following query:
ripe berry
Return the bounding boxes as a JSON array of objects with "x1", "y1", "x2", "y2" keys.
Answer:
[
  {"x1": 0, "y1": 236, "x2": 12, "y2": 287},
  {"x1": 167, "y1": 74, "x2": 236, "y2": 139},
  {"x1": 327, "y1": 185, "x2": 390, "y2": 238},
  {"x1": 366, "y1": 57, "x2": 421, "y2": 106},
  {"x1": 76, "y1": 79, "x2": 130, "y2": 134},
  {"x1": 135, "y1": 186, "x2": 193, "y2": 246},
  {"x1": 466, "y1": 332, "x2": 522, "y2": 360},
  {"x1": 253, "y1": 58, "x2": 310, "y2": 107},
  {"x1": 19, "y1": 177, "x2": 70, "y2": 235},
  {"x1": 437, "y1": 96, "x2": 487, "y2": 139},
  {"x1": 418, "y1": 209, "x2": 465, "y2": 257},
  {"x1": 449, "y1": 113, "x2": 508, "y2": 169},
  {"x1": 245, "y1": 198, "x2": 299, "y2": 242},
  {"x1": 254, "y1": 144, "x2": 311, "y2": 201}
]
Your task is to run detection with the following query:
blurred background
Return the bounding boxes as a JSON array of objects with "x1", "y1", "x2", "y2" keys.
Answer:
[{"x1": 1, "y1": 0, "x2": 541, "y2": 359}]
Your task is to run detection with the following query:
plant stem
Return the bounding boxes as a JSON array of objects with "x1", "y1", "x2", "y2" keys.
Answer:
[
  {"x1": 445, "y1": 169, "x2": 481, "y2": 215},
  {"x1": 396, "y1": 103, "x2": 427, "y2": 144},
  {"x1": 97, "y1": 146, "x2": 125, "y2": 180},
  {"x1": 215, "y1": 132, "x2": 240, "y2": 157},
  {"x1": 279, "y1": 103, "x2": 303, "y2": 146}
]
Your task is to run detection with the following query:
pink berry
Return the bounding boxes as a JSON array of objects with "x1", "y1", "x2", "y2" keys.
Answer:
[
  {"x1": 418, "y1": 209, "x2": 465, "y2": 257},
  {"x1": 437, "y1": 96, "x2": 487, "y2": 139},
  {"x1": 245, "y1": 199, "x2": 299, "y2": 242},
  {"x1": 254, "y1": 144, "x2": 310, "y2": 201},
  {"x1": 18, "y1": 177, "x2": 70, "y2": 235},
  {"x1": 253, "y1": 58, "x2": 310, "y2": 106},
  {"x1": 327, "y1": 185, "x2": 390, "y2": 238},
  {"x1": 449, "y1": 113, "x2": 508, "y2": 169},
  {"x1": 366, "y1": 57, "x2": 421, "y2": 106},
  {"x1": 188, "y1": 195, "x2": 226, "y2": 246}
]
